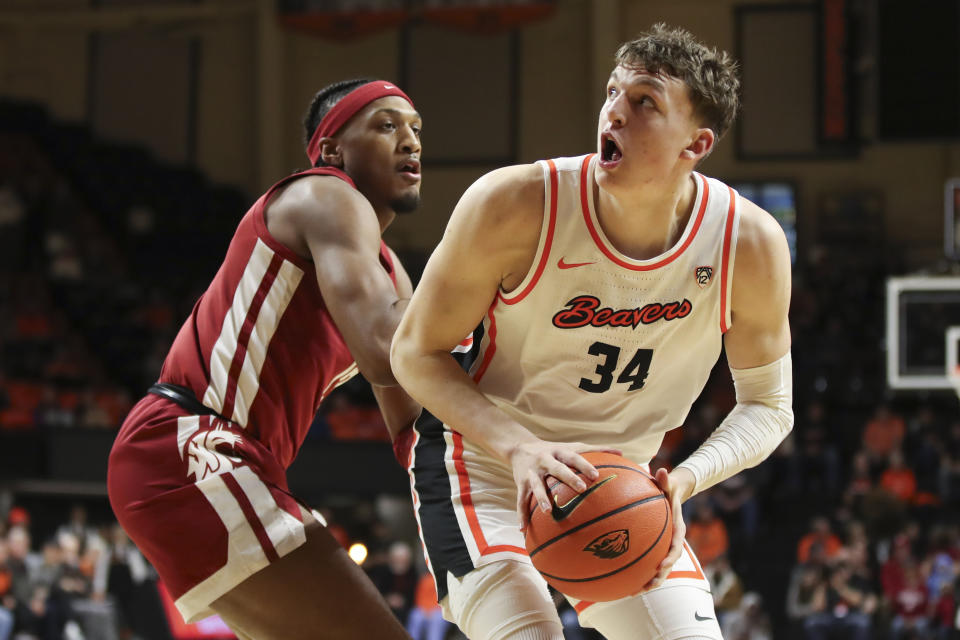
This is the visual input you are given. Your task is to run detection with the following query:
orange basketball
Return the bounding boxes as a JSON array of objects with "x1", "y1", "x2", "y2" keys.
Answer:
[{"x1": 523, "y1": 451, "x2": 673, "y2": 602}]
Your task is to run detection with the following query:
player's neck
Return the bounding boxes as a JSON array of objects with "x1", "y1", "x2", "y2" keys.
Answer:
[
  {"x1": 594, "y1": 171, "x2": 698, "y2": 261},
  {"x1": 375, "y1": 208, "x2": 397, "y2": 235}
]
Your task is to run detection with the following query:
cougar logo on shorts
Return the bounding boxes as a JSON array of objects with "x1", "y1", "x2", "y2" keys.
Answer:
[
  {"x1": 552, "y1": 295, "x2": 692, "y2": 330},
  {"x1": 695, "y1": 266, "x2": 713, "y2": 288},
  {"x1": 584, "y1": 529, "x2": 630, "y2": 559},
  {"x1": 185, "y1": 427, "x2": 244, "y2": 482}
]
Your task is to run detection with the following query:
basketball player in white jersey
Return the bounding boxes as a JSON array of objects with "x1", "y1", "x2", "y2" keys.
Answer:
[{"x1": 391, "y1": 24, "x2": 793, "y2": 640}]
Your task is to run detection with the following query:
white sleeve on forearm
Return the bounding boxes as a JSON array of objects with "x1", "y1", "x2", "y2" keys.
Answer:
[{"x1": 677, "y1": 351, "x2": 794, "y2": 497}]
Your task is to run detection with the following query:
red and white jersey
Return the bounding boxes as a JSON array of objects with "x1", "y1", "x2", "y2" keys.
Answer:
[
  {"x1": 160, "y1": 167, "x2": 397, "y2": 468},
  {"x1": 468, "y1": 154, "x2": 740, "y2": 464}
]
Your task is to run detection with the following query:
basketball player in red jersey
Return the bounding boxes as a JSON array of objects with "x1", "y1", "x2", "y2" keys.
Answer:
[
  {"x1": 108, "y1": 79, "x2": 423, "y2": 639},
  {"x1": 392, "y1": 25, "x2": 793, "y2": 640}
]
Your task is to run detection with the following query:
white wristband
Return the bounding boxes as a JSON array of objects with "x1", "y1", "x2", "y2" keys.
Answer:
[{"x1": 677, "y1": 351, "x2": 794, "y2": 497}]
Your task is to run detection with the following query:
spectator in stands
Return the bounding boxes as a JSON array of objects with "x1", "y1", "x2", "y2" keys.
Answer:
[
  {"x1": 706, "y1": 554, "x2": 744, "y2": 628},
  {"x1": 883, "y1": 534, "x2": 916, "y2": 603},
  {"x1": 712, "y1": 472, "x2": 760, "y2": 541},
  {"x1": 910, "y1": 427, "x2": 943, "y2": 508},
  {"x1": 6, "y1": 526, "x2": 36, "y2": 609},
  {"x1": 722, "y1": 592, "x2": 772, "y2": 640},
  {"x1": 56, "y1": 531, "x2": 117, "y2": 640},
  {"x1": 862, "y1": 403, "x2": 906, "y2": 469},
  {"x1": 687, "y1": 499, "x2": 729, "y2": 568},
  {"x1": 889, "y1": 562, "x2": 930, "y2": 640},
  {"x1": 33, "y1": 387, "x2": 71, "y2": 430},
  {"x1": 803, "y1": 560, "x2": 875, "y2": 640},
  {"x1": 930, "y1": 580, "x2": 956, "y2": 640},
  {"x1": 792, "y1": 401, "x2": 841, "y2": 496},
  {"x1": 924, "y1": 530, "x2": 957, "y2": 599},
  {"x1": 939, "y1": 421, "x2": 960, "y2": 503},
  {"x1": 881, "y1": 449, "x2": 918, "y2": 505},
  {"x1": 75, "y1": 390, "x2": 112, "y2": 430},
  {"x1": 368, "y1": 541, "x2": 417, "y2": 624},
  {"x1": 797, "y1": 517, "x2": 842, "y2": 564},
  {"x1": 786, "y1": 562, "x2": 826, "y2": 627},
  {"x1": 406, "y1": 572, "x2": 450, "y2": 640},
  {"x1": 12, "y1": 584, "x2": 52, "y2": 640},
  {"x1": 94, "y1": 524, "x2": 150, "y2": 640},
  {"x1": 0, "y1": 537, "x2": 13, "y2": 640}
]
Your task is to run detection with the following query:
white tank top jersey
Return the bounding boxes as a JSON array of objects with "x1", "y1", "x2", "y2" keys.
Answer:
[{"x1": 466, "y1": 154, "x2": 742, "y2": 465}]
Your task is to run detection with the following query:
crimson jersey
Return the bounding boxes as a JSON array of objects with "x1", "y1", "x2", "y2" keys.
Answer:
[{"x1": 160, "y1": 167, "x2": 397, "y2": 468}]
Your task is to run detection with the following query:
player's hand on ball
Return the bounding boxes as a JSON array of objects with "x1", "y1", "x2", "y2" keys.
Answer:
[
  {"x1": 644, "y1": 466, "x2": 695, "y2": 591},
  {"x1": 510, "y1": 439, "x2": 620, "y2": 531}
]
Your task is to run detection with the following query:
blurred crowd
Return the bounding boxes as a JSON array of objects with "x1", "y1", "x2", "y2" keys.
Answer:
[
  {"x1": 0, "y1": 504, "x2": 157, "y2": 640},
  {"x1": 2, "y1": 98, "x2": 960, "y2": 640}
]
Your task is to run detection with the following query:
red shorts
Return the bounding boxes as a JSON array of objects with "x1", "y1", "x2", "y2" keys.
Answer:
[{"x1": 108, "y1": 394, "x2": 309, "y2": 623}]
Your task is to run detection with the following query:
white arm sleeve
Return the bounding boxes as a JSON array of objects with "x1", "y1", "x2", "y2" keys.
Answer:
[{"x1": 676, "y1": 351, "x2": 794, "y2": 497}]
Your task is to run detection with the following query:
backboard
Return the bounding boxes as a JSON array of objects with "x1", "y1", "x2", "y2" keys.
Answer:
[{"x1": 886, "y1": 276, "x2": 960, "y2": 390}]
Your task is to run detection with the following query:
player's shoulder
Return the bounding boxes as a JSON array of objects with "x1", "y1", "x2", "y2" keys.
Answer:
[
  {"x1": 269, "y1": 171, "x2": 377, "y2": 233},
  {"x1": 468, "y1": 162, "x2": 543, "y2": 209},
  {"x1": 454, "y1": 162, "x2": 544, "y2": 231},
  {"x1": 284, "y1": 172, "x2": 371, "y2": 217},
  {"x1": 732, "y1": 191, "x2": 791, "y2": 275}
]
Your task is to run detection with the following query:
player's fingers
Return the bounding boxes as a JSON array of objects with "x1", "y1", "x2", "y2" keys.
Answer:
[
  {"x1": 654, "y1": 467, "x2": 671, "y2": 492},
  {"x1": 553, "y1": 449, "x2": 597, "y2": 483},
  {"x1": 517, "y1": 494, "x2": 532, "y2": 532},
  {"x1": 647, "y1": 541, "x2": 682, "y2": 590},
  {"x1": 546, "y1": 457, "x2": 588, "y2": 492},
  {"x1": 528, "y1": 472, "x2": 553, "y2": 513}
]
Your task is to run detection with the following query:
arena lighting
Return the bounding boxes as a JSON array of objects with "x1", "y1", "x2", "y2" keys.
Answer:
[{"x1": 348, "y1": 542, "x2": 369, "y2": 565}]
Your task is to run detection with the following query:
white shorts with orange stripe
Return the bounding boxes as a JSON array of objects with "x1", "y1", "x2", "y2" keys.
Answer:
[{"x1": 407, "y1": 424, "x2": 720, "y2": 639}]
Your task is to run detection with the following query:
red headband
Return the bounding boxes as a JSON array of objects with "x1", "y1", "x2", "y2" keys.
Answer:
[{"x1": 306, "y1": 81, "x2": 414, "y2": 166}]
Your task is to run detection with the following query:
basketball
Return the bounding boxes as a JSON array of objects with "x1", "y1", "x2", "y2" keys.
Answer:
[{"x1": 524, "y1": 452, "x2": 673, "y2": 602}]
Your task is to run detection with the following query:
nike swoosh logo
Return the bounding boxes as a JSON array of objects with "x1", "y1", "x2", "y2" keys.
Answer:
[
  {"x1": 552, "y1": 475, "x2": 616, "y2": 521},
  {"x1": 557, "y1": 257, "x2": 596, "y2": 269},
  {"x1": 694, "y1": 612, "x2": 715, "y2": 622}
]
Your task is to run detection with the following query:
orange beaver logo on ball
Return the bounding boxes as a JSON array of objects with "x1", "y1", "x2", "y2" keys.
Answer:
[{"x1": 584, "y1": 529, "x2": 630, "y2": 559}]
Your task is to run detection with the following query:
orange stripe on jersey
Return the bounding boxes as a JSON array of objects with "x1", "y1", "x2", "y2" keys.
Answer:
[
  {"x1": 581, "y1": 157, "x2": 710, "y2": 271},
  {"x1": 574, "y1": 601, "x2": 594, "y2": 614},
  {"x1": 665, "y1": 541, "x2": 706, "y2": 581},
  {"x1": 500, "y1": 159, "x2": 559, "y2": 305},
  {"x1": 719, "y1": 186, "x2": 737, "y2": 333},
  {"x1": 451, "y1": 431, "x2": 526, "y2": 558},
  {"x1": 471, "y1": 300, "x2": 499, "y2": 383}
]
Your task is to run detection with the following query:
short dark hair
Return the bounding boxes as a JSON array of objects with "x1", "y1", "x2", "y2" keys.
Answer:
[
  {"x1": 302, "y1": 78, "x2": 374, "y2": 166},
  {"x1": 615, "y1": 24, "x2": 740, "y2": 139}
]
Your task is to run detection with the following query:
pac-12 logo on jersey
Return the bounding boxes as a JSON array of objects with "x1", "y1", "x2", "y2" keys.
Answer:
[
  {"x1": 695, "y1": 266, "x2": 713, "y2": 288},
  {"x1": 552, "y1": 295, "x2": 692, "y2": 329}
]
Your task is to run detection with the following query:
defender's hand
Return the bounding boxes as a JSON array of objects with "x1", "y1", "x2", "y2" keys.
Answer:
[{"x1": 643, "y1": 466, "x2": 695, "y2": 591}]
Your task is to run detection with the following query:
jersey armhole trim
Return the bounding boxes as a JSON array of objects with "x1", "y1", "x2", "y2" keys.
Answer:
[
  {"x1": 720, "y1": 186, "x2": 740, "y2": 334},
  {"x1": 498, "y1": 159, "x2": 558, "y2": 305},
  {"x1": 254, "y1": 168, "x2": 358, "y2": 272}
]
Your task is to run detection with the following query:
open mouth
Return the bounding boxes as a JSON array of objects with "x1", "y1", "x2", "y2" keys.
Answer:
[
  {"x1": 600, "y1": 134, "x2": 622, "y2": 163},
  {"x1": 398, "y1": 158, "x2": 421, "y2": 176}
]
